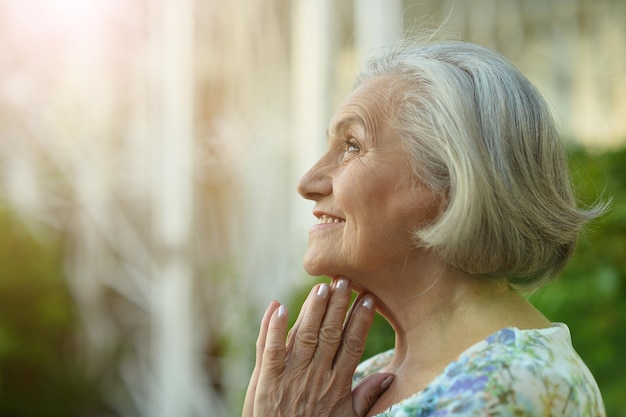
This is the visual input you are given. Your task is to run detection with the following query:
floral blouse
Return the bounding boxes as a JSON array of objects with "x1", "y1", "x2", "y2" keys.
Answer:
[{"x1": 353, "y1": 324, "x2": 605, "y2": 416}]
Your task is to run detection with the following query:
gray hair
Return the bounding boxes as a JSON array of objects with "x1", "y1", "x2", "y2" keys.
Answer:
[{"x1": 356, "y1": 41, "x2": 607, "y2": 293}]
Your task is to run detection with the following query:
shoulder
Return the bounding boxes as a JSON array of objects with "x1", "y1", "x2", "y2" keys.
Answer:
[
  {"x1": 462, "y1": 324, "x2": 605, "y2": 416},
  {"x1": 379, "y1": 324, "x2": 606, "y2": 416}
]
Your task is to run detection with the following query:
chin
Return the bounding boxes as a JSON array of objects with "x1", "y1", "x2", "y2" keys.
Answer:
[
  {"x1": 302, "y1": 254, "x2": 319, "y2": 275},
  {"x1": 302, "y1": 250, "x2": 332, "y2": 276},
  {"x1": 302, "y1": 258, "x2": 329, "y2": 278},
  {"x1": 303, "y1": 260, "x2": 368, "y2": 294}
]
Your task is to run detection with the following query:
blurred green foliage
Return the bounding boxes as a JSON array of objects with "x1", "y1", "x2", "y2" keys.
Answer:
[
  {"x1": 531, "y1": 147, "x2": 626, "y2": 416},
  {"x1": 0, "y1": 203, "x2": 106, "y2": 417},
  {"x1": 287, "y1": 147, "x2": 626, "y2": 417}
]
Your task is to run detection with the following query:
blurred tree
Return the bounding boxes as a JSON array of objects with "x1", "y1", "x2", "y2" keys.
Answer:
[{"x1": 0, "y1": 203, "x2": 108, "y2": 417}]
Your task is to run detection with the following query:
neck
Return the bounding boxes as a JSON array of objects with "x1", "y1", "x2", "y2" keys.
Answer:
[
  {"x1": 346, "y1": 251, "x2": 552, "y2": 417},
  {"x1": 356, "y1": 256, "x2": 551, "y2": 393}
]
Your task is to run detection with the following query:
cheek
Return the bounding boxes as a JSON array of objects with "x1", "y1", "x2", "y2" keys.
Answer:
[
  {"x1": 333, "y1": 166, "x2": 383, "y2": 209},
  {"x1": 400, "y1": 196, "x2": 444, "y2": 243},
  {"x1": 334, "y1": 165, "x2": 442, "y2": 243},
  {"x1": 381, "y1": 184, "x2": 444, "y2": 238}
]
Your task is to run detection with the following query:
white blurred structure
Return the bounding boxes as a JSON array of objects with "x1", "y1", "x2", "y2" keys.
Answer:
[
  {"x1": 148, "y1": 0, "x2": 203, "y2": 415},
  {"x1": 0, "y1": 1, "x2": 625, "y2": 416},
  {"x1": 354, "y1": 0, "x2": 403, "y2": 62}
]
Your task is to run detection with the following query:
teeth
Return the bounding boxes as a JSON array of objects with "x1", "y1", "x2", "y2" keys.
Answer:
[{"x1": 318, "y1": 215, "x2": 345, "y2": 225}]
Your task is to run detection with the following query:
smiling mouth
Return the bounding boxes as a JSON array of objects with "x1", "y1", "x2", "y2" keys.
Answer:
[{"x1": 317, "y1": 215, "x2": 345, "y2": 225}]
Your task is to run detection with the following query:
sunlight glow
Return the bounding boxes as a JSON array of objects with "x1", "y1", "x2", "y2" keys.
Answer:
[{"x1": 5, "y1": 0, "x2": 114, "y2": 59}]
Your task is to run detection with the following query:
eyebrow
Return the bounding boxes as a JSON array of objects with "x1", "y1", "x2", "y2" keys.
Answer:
[{"x1": 326, "y1": 115, "x2": 366, "y2": 139}]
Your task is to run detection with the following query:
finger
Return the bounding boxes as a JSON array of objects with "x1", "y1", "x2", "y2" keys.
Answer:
[
  {"x1": 256, "y1": 301, "x2": 281, "y2": 364},
  {"x1": 313, "y1": 277, "x2": 353, "y2": 365},
  {"x1": 242, "y1": 301, "x2": 281, "y2": 417},
  {"x1": 285, "y1": 283, "x2": 319, "y2": 357},
  {"x1": 352, "y1": 373, "x2": 395, "y2": 417},
  {"x1": 333, "y1": 294, "x2": 376, "y2": 378},
  {"x1": 287, "y1": 282, "x2": 331, "y2": 368},
  {"x1": 259, "y1": 303, "x2": 289, "y2": 378}
]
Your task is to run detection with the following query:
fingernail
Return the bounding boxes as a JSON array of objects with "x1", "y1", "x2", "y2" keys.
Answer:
[
  {"x1": 381, "y1": 375, "x2": 394, "y2": 390},
  {"x1": 336, "y1": 278, "x2": 349, "y2": 291},
  {"x1": 317, "y1": 283, "x2": 330, "y2": 298},
  {"x1": 277, "y1": 305, "x2": 287, "y2": 317},
  {"x1": 362, "y1": 295, "x2": 374, "y2": 310}
]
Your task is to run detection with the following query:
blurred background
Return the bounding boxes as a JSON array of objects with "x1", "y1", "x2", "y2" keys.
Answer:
[{"x1": 0, "y1": 0, "x2": 624, "y2": 416}]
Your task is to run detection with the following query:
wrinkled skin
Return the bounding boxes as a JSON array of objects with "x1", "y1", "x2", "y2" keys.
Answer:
[{"x1": 242, "y1": 278, "x2": 394, "y2": 417}]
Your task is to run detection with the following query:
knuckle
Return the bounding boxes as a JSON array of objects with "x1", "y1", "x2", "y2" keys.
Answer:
[
  {"x1": 263, "y1": 344, "x2": 283, "y2": 361},
  {"x1": 296, "y1": 329, "x2": 319, "y2": 348},
  {"x1": 262, "y1": 345, "x2": 285, "y2": 372},
  {"x1": 319, "y1": 325, "x2": 343, "y2": 345},
  {"x1": 342, "y1": 333, "x2": 366, "y2": 355}
]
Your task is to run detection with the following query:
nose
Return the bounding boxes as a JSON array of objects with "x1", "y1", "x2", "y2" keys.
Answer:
[{"x1": 297, "y1": 156, "x2": 332, "y2": 201}]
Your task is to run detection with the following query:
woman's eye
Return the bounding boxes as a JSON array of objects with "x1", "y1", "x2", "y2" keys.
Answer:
[
  {"x1": 338, "y1": 138, "x2": 361, "y2": 163},
  {"x1": 345, "y1": 139, "x2": 360, "y2": 153}
]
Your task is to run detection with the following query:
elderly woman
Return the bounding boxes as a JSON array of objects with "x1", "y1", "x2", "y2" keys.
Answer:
[{"x1": 243, "y1": 41, "x2": 606, "y2": 416}]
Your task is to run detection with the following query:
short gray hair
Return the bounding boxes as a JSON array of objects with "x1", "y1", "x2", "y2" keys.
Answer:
[{"x1": 357, "y1": 41, "x2": 607, "y2": 293}]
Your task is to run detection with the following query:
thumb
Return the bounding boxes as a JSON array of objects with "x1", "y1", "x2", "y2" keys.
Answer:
[{"x1": 352, "y1": 373, "x2": 395, "y2": 417}]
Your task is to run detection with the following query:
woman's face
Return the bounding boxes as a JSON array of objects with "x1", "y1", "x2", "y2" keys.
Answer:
[{"x1": 297, "y1": 77, "x2": 442, "y2": 283}]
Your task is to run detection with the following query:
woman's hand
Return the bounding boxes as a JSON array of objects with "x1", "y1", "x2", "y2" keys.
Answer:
[{"x1": 242, "y1": 277, "x2": 394, "y2": 417}]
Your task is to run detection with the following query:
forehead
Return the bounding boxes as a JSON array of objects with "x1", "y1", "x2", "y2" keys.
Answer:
[{"x1": 327, "y1": 77, "x2": 394, "y2": 138}]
